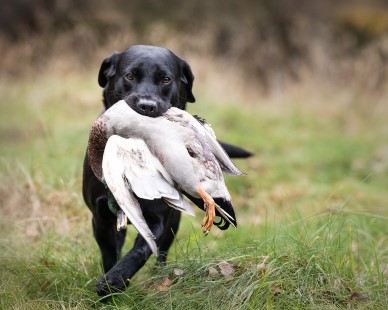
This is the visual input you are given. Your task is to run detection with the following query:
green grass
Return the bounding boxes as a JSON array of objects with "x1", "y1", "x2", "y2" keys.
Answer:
[{"x1": 0, "y1": 73, "x2": 387, "y2": 309}]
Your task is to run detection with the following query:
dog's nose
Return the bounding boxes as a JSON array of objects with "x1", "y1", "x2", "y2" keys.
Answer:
[{"x1": 138, "y1": 99, "x2": 159, "y2": 117}]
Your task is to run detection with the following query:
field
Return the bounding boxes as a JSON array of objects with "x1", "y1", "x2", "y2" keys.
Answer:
[{"x1": 0, "y1": 69, "x2": 387, "y2": 309}]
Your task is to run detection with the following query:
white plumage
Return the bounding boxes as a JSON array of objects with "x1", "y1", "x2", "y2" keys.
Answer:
[{"x1": 87, "y1": 100, "x2": 243, "y2": 256}]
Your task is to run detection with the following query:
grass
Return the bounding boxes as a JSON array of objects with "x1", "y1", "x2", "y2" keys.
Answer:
[{"x1": 0, "y1": 71, "x2": 387, "y2": 309}]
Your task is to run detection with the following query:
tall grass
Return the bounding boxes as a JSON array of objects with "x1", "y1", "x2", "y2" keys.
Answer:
[
  {"x1": 1, "y1": 211, "x2": 385, "y2": 309},
  {"x1": 0, "y1": 71, "x2": 387, "y2": 309}
]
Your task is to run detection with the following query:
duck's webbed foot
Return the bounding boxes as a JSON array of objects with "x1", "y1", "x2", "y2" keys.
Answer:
[{"x1": 198, "y1": 186, "x2": 216, "y2": 235}]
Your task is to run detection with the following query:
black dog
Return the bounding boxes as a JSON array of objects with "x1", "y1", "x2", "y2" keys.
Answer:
[{"x1": 82, "y1": 45, "x2": 251, "y2": 295}]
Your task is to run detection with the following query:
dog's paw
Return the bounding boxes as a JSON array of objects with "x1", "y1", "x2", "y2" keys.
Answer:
[{"x1": 96, "y1": 274, "x2": 128, "y2": 296}]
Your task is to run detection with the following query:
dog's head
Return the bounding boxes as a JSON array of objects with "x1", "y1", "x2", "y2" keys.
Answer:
[{"x1": 98, "y1": 45, "x2": 195, "y2": 116}]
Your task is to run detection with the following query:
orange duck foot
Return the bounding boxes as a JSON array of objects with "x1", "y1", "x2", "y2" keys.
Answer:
[{"x1": 198, "y1": 186, "x2": 216, "y2": 235}]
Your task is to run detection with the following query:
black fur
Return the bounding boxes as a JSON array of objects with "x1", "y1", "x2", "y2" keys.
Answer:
[{"x1": 82, "y1": 45, "x2": 250, "y2": 296}]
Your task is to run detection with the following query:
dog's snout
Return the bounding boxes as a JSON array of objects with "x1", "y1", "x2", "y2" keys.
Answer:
[
  {"x1": 138, "y1": 99, "x2": 158, "y2": 116},
  {"x1": 125, "y1": 95, "x2": 169, "y2": 117}
]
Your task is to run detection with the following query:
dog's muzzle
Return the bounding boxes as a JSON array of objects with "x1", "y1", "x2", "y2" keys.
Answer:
[{"x1": 125, "y1": 95, "x2": 169, "y2": 117}]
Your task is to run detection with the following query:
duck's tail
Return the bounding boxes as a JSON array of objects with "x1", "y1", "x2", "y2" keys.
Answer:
[
  {"x1": 213, "y1": 198, "x2": 237, "y2": 230},
  {"x1": 182, "y1": 191, "x2": 237, "y2": 230}
]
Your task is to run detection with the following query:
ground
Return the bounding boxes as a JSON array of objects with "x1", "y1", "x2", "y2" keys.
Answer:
[{"x1": 0, "y1": 71, "x2": 387, "y2": 309}]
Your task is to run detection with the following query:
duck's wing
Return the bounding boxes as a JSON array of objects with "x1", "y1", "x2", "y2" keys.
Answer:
[
  {"x1": 190, "y1": 113, "x2": 245, "y2": 176},
  {"x1": 104, "y1": 135, "x2": 195, "y2": 216},
  {"x1": 167, "y1": 108, "x2": 244, "y2": 176},
  {"x1": 102, "y1": 136, "x2": 157, "y2": 255},
  {"x1": 203, "y1": 126, "x2": 244, "y2": 176},
  {"x1": 194, "y1": 116, "x2": 252, "y2": 159}
]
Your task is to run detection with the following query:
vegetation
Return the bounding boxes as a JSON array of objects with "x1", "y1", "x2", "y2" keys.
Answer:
[
  {"x1": 1, "y1": 1, "x2": 387, "y2": 308},
  {"x1": 0, "y1": 69, "x2": 387, "y2": 309}
]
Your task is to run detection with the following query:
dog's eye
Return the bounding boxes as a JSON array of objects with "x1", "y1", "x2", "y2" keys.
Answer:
[
  {"x1": 162, "y1": 76, "x2": 171, "y2": 84},
  {"x1": 125, "y1": 73, "x2": 135, "y2": 81}
]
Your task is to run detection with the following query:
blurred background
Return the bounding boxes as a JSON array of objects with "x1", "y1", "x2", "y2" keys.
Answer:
[{"x1": 1, "y1": 0, "x2": 388, "y2": 95}]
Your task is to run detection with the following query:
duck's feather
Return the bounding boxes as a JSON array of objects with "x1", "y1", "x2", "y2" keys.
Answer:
[
  {"x1": 182, "y1": 190, "x2": 237, "y2": 230},
  {"x1": 102, "y1": 138, "x2": 158, "y2": 255},
  {"x1": 202, "y1": 128, "x2": 245, "y2": 176},
  {"x1": 102, "y1": 133, "x2": 197, "y2": 225},
  {"x1": 105, "y1": 136, "x2": 195, "y2": 217},
  {"x1": 168, "y1": 107, "x2": 245, "y2": 176}
]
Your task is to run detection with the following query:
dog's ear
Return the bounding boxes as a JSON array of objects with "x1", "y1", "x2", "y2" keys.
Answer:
[
  {"x1": 98, "y1": 52, "x2": 120, "y2": 87},
  {"x1": 180, "y1": 60, "x2": 196, "y2": 103}
]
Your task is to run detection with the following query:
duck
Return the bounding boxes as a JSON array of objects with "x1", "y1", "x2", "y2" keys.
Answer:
[{"x1": 87, "y1": 100, "x2": 244, "y2": 255}]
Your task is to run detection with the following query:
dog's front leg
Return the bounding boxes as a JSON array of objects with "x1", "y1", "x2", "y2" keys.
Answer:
[
  {"x1": 95, "y1": 199, "x2": 177, "y2": 296},
  {"x1": 96, "y1": 233, "x2": 153, "y2": 296}
]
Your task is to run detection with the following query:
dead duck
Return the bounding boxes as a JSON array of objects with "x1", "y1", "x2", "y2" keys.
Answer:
[{"x1": 87, "y1": 100, "x2": 243, "y2": 255}]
